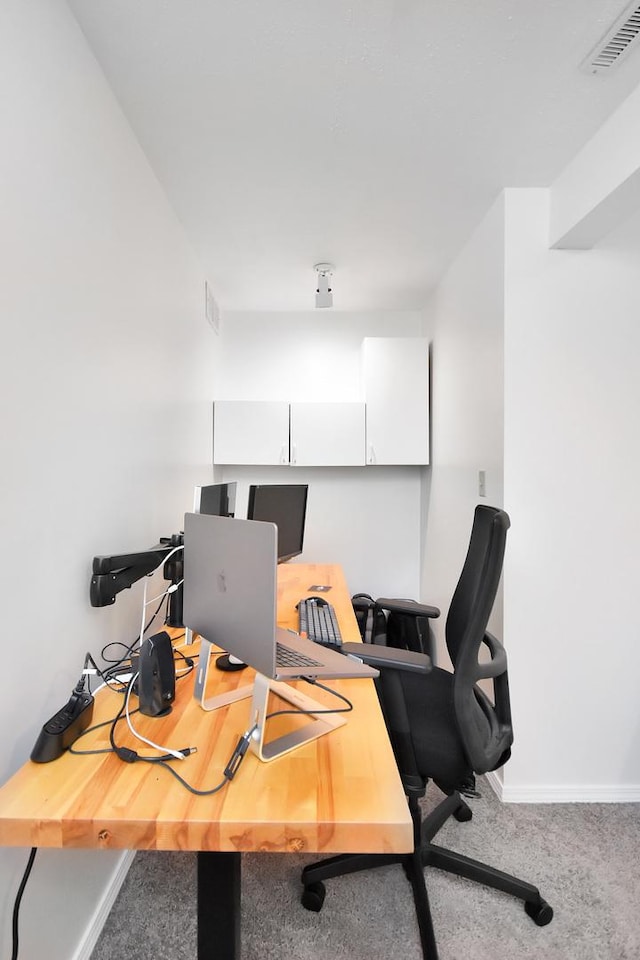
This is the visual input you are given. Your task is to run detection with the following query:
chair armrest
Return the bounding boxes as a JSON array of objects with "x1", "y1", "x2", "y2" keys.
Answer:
[
  {"x1": 376, "y1": 598, "x2": 440, "y2": 619},
  {"x1": 475, "y1": 631, "x2": 508, "y2": 679},
  {"x1": 342, "y1": 642, "x2": 432, "y2": 674}
]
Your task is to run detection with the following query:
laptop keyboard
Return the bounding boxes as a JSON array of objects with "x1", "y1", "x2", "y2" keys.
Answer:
[
  {"x1": 298, "y1": 599, "x2": 343, "y2": 649},
  {"x1": 276, "y1": 641, "x2": 322, "y2": 668}
]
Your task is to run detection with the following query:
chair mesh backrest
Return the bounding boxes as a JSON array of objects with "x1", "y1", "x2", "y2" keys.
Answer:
[
  {"x1": 445, "y1": 506, "x2": 509, "y2": 668},
  {"x1": 446, "y1": 505, "x2": 513, "y2": 773}
]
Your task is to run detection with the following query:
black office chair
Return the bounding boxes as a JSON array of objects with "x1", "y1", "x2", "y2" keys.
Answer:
[{"x1": 301, "y1": 505, "x2": 553, "y2": 960}]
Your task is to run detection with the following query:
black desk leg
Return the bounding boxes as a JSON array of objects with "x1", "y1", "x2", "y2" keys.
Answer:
[{"x1": 197, "y1": 851, "x2": 242, "y2": 959}]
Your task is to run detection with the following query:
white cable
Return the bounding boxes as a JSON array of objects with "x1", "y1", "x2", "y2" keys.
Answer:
[
  {"x1": 87, "y1": 673, "x2": 133, "y2": 695},
  {"x1": 144, "y1": 580, "x2": 183, "y2": 607},
  {"x1": 125, "y1": 673, "x2": 186, "y2": 761},
  {"x1": 176, "y1": 626, "x2": 192, "y2": 649},
  {"x1": 138, "y1": 576, "x2": 150, "y2": 653},
  {"x1": 124, "y1": 545, "x2": 188, "y2": 761},
  {"x1": 137, "y1": 545, "x2": 184, "y2": 648},
  {"x1": 92, "y1": 670, "x2": 136, "y2": 695},
  {"x1": 155, "y1": 544, "x2": 184, "y2": 566}
]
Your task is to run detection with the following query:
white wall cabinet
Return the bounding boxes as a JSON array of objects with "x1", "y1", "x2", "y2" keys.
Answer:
[
  {"x1": 213, "y1": 400, "x2": 290, "y2": 465},
  {"x1": 213, "y1": 400, "x2": 366, "y2": 466},
  {"x1": 213, "y1": 338, "x2": 429, "y2": 467},
  {"x1": 290, "y1": 402, "x2": 365, "y2": 466},
  {"x1": 362, "y1": 337, "x2": 429, "y2": 465}
]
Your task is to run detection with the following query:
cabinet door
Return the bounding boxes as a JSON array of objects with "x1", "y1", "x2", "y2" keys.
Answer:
[
  {"x1": 213, "y1": 401, "x2": 290, "y2": 465},
  {"x1": 290, "y1": 402, "x2": 365, "y2": 466},
  {"x1": 363, "y1": 338, "x2": 429, "y2": 465}
]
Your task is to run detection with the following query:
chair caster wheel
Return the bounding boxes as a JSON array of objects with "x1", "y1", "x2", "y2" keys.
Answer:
[
  {"x1": 301, "y1": 881, "x2": 326, "y2": 912},
  {"x1": 454, "y1": 803, "x2": 473, "y2": 822},
  {"x1": 525, "y1": 898, "x2": 553, "y2": 926}
]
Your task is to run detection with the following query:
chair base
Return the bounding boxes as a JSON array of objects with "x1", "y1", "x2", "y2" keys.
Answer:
[{"x1": 301, "y1": 791, "x2": 553, "y2": 960}]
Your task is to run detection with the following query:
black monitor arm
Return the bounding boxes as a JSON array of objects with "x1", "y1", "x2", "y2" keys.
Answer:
[{"x1": 90, "y1": 533, "x2": 184, "y2": 627}]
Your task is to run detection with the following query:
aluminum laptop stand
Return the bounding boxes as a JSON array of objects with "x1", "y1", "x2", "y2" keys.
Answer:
[{"x1": 194, "y1": 638, "x2": 346, "y2": 761}]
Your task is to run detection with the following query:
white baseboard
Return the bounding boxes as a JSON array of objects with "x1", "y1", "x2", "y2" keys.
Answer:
[
  {"x1": 72, "y1": 850, "x2": 135, "y2": 960},
  {"x1": 484, "y1": 770, "x2": 504, "y2": 799},
  {"x1": 485, "y1": 770, "x2": 640, "y2": 803}
]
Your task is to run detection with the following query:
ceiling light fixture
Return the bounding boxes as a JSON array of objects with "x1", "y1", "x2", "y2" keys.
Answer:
[{"x1": 314, "y1": 263, "x2": 334, "y2": 308}]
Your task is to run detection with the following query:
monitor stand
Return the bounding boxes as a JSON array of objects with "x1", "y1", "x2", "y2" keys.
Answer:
[{"x1": 193, "y1": 639, "x2": 346, "y2": 761}]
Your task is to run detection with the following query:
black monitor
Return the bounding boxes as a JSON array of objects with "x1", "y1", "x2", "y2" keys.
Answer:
[
  {"x1": 246, "y1": 484, "x2": 308, "y2": 562},
  {"x1": 193, "y1": 481, "x2": 236, "y2": 518}
]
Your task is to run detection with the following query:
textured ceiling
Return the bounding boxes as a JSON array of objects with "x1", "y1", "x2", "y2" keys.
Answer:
[{"x1": 67, "y1": 0, "x2": 640, "y2": 311}]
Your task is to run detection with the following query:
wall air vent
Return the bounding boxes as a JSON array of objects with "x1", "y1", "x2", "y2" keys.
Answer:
[{"x1": 583, "y1": 2, "x2": 640, "y2": 74}]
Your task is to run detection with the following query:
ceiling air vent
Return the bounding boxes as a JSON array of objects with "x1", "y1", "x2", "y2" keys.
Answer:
[{"x1": 583, "y1": 2, "x2": 640, "y2": 74}]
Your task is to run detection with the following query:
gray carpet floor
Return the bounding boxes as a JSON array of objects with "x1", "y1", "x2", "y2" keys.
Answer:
[{"x1": 90, "y1": 779, "x2": 640, "y2": 960}]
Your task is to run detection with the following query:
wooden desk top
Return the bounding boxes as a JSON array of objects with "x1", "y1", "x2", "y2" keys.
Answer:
[{"x1": 0, "y1": 564, "x2": 412, "y2": 855}]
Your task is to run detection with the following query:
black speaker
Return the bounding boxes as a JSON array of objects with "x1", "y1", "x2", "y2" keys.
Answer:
[{"x1": 138, "y1": 631, "x2": 176, "y2": 717}]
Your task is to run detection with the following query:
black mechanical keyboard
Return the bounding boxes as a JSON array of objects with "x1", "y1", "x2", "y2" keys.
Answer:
[{"x1": 298, "y1": 598, "x2": 343, "y2": 649}]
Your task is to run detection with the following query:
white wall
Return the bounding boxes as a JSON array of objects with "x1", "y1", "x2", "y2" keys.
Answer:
[
  {"x1": 0, "y1": 2, "x2": 217, "y2": 956},
  {"x1": 550, "y1": 80, "x2": 640, "y2": 248},
  {"x1": 214, "y1": 310, "x2": 425, "y2": 402},
  {"x1": 421, "y1": 196, "x2": 506, "y2": 662},
  {"x1": 425, "y1": 183, "x2": 640, "y2": 801},
  {"x1": 503, "y1": 189, "x2": 640, "y2": 800},
  {"x1": 215, "y1": 310, "x2": 426, "y2": 598}
]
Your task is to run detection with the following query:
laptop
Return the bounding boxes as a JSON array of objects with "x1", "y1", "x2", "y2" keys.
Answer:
[{"x1": 183, "y1": 512, "x2": 378, "y2": 681}]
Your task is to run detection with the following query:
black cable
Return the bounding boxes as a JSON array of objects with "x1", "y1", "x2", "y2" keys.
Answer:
[
  {"x1": 304, "y1": 676, "x2": 354, "y2": 707},
  {"x1": 100, "y1": 596, "x2": 168, "y2": 666},
  {"x1": 72, "y1": 710, "x2": 224, "y2": 785},
  {"x1": 108, "y1": 677, "x2": 138, "y2": 758},
  {"x1": 70, "y1": 638, "x2": 194, "y2": 758},
  {"x1": 100, "y1": 639, "x2": 137, "y2": 665},
  {"x1": 95, "y1": 604, "x2": 190, "y2": 695},
  {"x1": 11, "y1": 847, "x2": 37, "y2": 960},
  {"x1": 134, "y1": 757, "x2": 230, "y2": 796},
  {"x1": 79, "y1": 654, "x2": 132, "y2": 697},
  {"x1": 104, "y1": 668, "x2": 258, "y2": 791},
  {"x1": 134, "y1": 721, "x2": 260, "y2": 794},
  {"x1": 69, "y1": 705, "x2": 141, "y2": 756},
  {"x1": 173, "y1": 648, "x2": 196, "y2": 671},
  {"x1": 81, "y1": 652, "x2": 122, "y2": 695},
  {"x1": 107, "y1": 676, "x2": 196, "y2": 765},
  {"x1": 264, "y1": 677, "x2": 354, "y2": 722},
  {"x1": 68, "y1": 744, "x2": 114, "y2": 757},
  {"x1": 70, "y1": 647, "x2": 352, "y2": 797}
]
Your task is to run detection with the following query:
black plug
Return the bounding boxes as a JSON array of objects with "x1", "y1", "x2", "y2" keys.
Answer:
[{"x1": 223, "y1": 727, "x2": 257, "y2": 780}]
